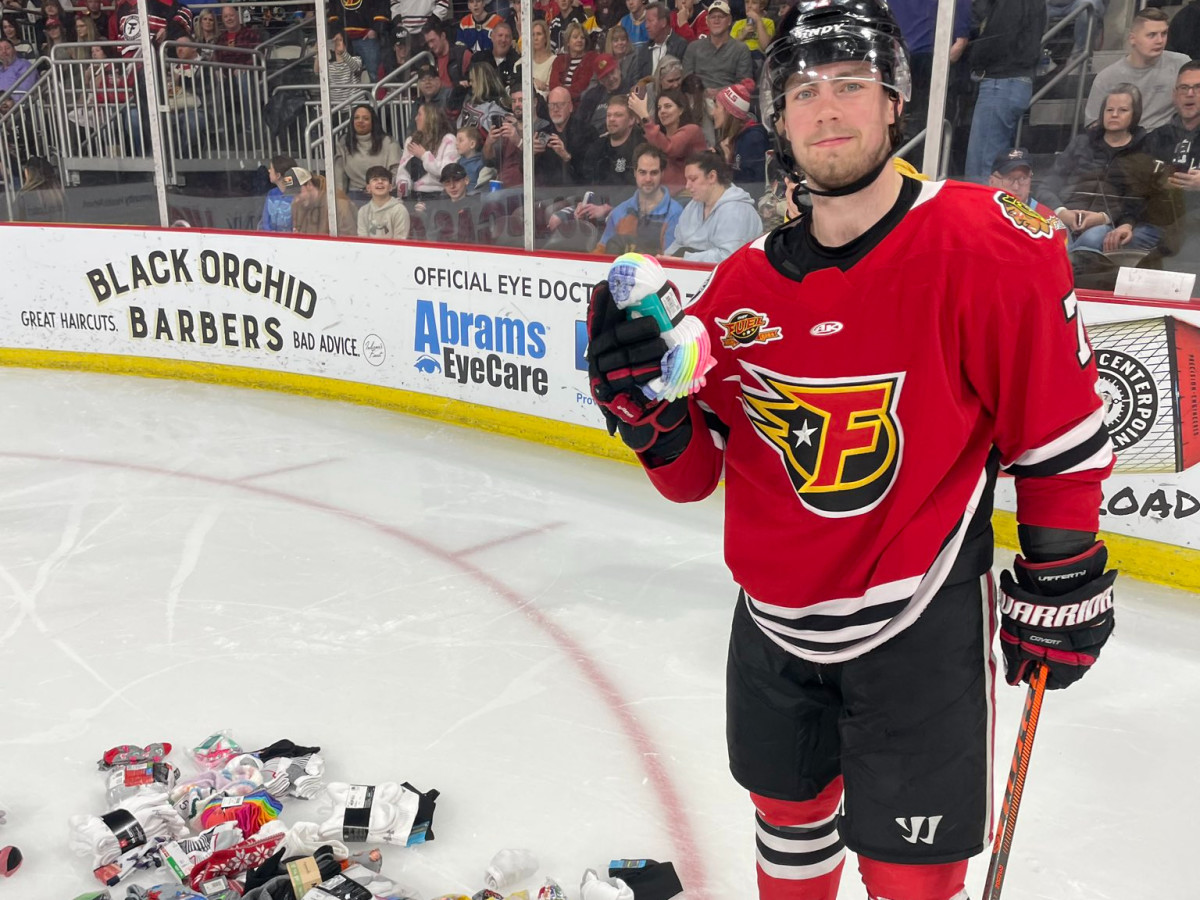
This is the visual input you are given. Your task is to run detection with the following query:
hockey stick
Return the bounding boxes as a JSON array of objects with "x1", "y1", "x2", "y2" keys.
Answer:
[{"x1": 984, "y1": 662, "x2": 1049, "y2": 900}]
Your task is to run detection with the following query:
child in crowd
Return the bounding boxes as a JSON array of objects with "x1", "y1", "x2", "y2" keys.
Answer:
[
  {"x1": 357, "y1": 165, "x2": 411, "y2": 240},
  {"x1": 455, "y1": 125, "x2": 486, "y2": 190}
]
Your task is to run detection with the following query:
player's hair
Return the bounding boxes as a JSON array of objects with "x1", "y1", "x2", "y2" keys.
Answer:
[
  {"x1": 1133, "y1": 7, "x2": 1169, "y2": 28},
  {"x1": 1104, "y1": 82, "x2": 1143, "y2": 129},
  {"x1": 634, "y1": 142, "x2": 668, "y2": 171},
  {"x1": 685, "y1": 150, "x2": 733, "y2": 185}
]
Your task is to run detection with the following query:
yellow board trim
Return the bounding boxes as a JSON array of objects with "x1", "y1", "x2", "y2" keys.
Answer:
[{"x1": 3, "y1": 347, "x2": 1199, "y2": 594}]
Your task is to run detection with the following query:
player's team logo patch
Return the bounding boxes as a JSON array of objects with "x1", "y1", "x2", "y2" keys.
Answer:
[
  {"x1": 717, "y1": 309, "x2": 783, "y2": 349},
  {"x1": 994, "y1": 191, "x2": 1055, "y2": 239},
  {"x1": 741, "y1": 364, "x2": 905, "y2": 517}
]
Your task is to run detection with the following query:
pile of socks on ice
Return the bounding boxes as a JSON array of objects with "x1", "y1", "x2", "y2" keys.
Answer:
[{"x1": 64, "y1": 731, "x2": 441, "y2": 896}]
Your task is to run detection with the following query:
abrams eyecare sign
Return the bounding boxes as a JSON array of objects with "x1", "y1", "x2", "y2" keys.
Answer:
[{"x1": 3, "y1": 225, "x2": 1199, "y2": 553}]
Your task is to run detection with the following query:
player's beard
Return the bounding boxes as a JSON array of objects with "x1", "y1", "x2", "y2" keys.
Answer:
[{"x1": 795, "y1": 129, "x2": 893, "y2": 193}]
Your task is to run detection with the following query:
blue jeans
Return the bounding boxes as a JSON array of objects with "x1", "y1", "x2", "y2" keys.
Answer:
[
  {"x1": 352, "y1": 37, "x2": 380, "y2": 82},
  {"x1": 965, "y1": 77, "x2": 1033, "y2": 180},
  {"x1": 1069, "y1": 222, "x2": 1161, "y2": 252}
]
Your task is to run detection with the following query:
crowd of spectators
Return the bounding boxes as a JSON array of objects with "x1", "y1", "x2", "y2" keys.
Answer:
[{"x1": 3, "y1": 0, "x2": 1200, "y2": 274}]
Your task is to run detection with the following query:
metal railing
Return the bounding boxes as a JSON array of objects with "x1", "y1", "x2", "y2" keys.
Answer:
[
  {"x1": 0, "y1": 56, "x2": 56, "y2": 220},
  {"x1": 1016, "y1": 4, "x2": 1099, "y2": 145}
]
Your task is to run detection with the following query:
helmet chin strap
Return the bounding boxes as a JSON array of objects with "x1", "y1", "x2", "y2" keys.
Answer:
[{"x1": 800, "y1": 152, "x2": 892, "y2": 198}]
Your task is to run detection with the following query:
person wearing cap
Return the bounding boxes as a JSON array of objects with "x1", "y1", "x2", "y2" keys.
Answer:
[
  {"x1": 411, "y1": 162, "x2": 480, "y2": 243},
  {"x1": 712, "y1": 77, "x2": 769, "y2": 194},
  {"x1": 384, "y1": 22, "x2": 413, "y2": 77},
  {"x1": 578, "y1": 51, "x2": 625, "y2": 132},
  {"x1": 644, "y1": 4, "x2": 686, "y2": 74},
  {"x1": 988, "y1": 148, "x2": 1068, "y2": 241},
  {"x1": 357, "y1": 164, "x2": 411, "y2": 240},
  {"x1": 415, "y1": 62, "x2": 452, "y2": 111},
  {"x1": 585, "y1": 3, "x2": 1116, "y2": 899},
  {"x1": 682, "y1": 0, "x2": 751, "y2": 93},
  {"x1": 280, "y1": 166, "x2": 358, "y2": 236}
]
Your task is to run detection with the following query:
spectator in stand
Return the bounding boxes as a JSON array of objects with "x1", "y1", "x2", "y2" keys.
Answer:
[
  {"x1": 164, "y1": 37, "x2": 207, "y2": 153},
  {"x1": 1146, "y1": 61, "x2": 1200, "y2": 262},
  {"x1": 0, "y1": 36, "x2": 33, "y2": 110},
  {"x1": 455, "y1": 123, "x2": 490, "y2": 189},
  {"x1": 108, "y1": 0, "x2": 192, "y2": 59},
  {"x1": 578, "y1": 51, "x2": 624, "y2": 130},
  {"x1": 663, "y1": 150, "x2": 761, "y2": 261},
  {"x1": 671, "y1": 0, "x2": 707, "y2": 42},
  {"x1": 67, "y1": 43, "x2": 128, "y2": 150},
  {"x1": 457, "y1": 0, "x2": 505, "y2": 54},
  {"x1": 536, "y1": 84, "x2": 595, "y2": 184},
  {"x1": 635, "y1": 53, "x2": 682, "y2": 118},
  {"x1": 1, "y1": 16, "x2": 33, "y2": 58},
  {"x1": 581, "y1": 93, "x2": 643, "y2": 191},
  {"x1": 583, "y1": 0, "x2": 624, "y2": 46},
  {"x1": 397, "y1": 100, "x2": 459, "y2": 199},
  {"x1": 423, "y1": 18, "x2": 470, "y2": 112},
  {"x1": 1087, "y1": 8, "x2": 1189, "y2": 131},
  {"x1": 680, "y1": 72, "x2": 715, "y2": 144},
  {"x1": 890, "y1": 0, "x2": 970, "y2": 142},
  {"x1": 620, "y1": 0, "x2": 648, "y2": 47},
  {"x1": 712, "y1": 79, "x2": 768, "y2": 194},
  {"x1": 1167, "y1": 1, "x2": 1200, "y2": 62},
  {"x1": 683, "y1": 1, "x2": 752, "y2": 92},
  {"x1": 413, "y1": 162, "x2": 480, "y2": 242},
  {"x1": 644, "y1": 3, "x2": 686, "y2": 74},
  {"x1": 82, "y1": 0, "x2": 110, "y2": 41},
  {"x1": 41, "y1": 17, "x2": 79, "y2": 58},
  {"x1": 335, "y1": 103, "x2": 402, "y2": 202},
  {"x1": 1042, "y1": 84, "x2": 1163, "y2": 253},
  {"x1": 628, "y1": 86, "x2": 706, "y2": 194},
  {"x1": 193, "y1": 8, "x2": 219, "y2": 46},
  {"x1": 551, "y1": 21, "x2": 598, "y2": 102},
  {"x1": 281, "y1": 166, "x2": 358, "y2": 235},
  {"x1": 987, "y1": 148, "x2": 1068, "y2": 241},
  {"x1": 470, "y1": 20, "x2": 520, "y2": 93},
  {"x1": 215, "y1": 6, "x2": 261, "y2": 64},
  {"x1": 605, "y1": 24, "x2": 649, "y2": 90},
  {"x1": 963, "y1": 0, "x2": 1043, "y2": 181},
  {"x1": 391, "y1": 0, "x2": 450, "y2": 37},
  {"x1": 731, "y1": 0, "x2": 774, "y2": 62},
  {"x1": 416, "y1": 62, "x2": 451, "y2": 110},
  {"x1": 595, "y1": 143, "x2": 682, "y2": 254},
  {"x1": 314, "y1": 28, "x2": 364, "y2": 104},
  {"x1": 259, "y1": 153, "x2": 298, "y2": 233},
  {"x1": 457, "y1": 60, "x2": 511, "y2": 132},
  {"x1": 17, "y1": 155, "x2": 65, "y2": 222},
  {"x1": 328, "y1": 0, "x2": 387, "y2": 80},
  {"x1": 358, "y1": 164, "x2": 412, "y2": 239},
  {"x1": 74, "y1": 13, "x2": 100, "y2": 46},
  {"x1": 483, "y1": 87, "x2": 524, "y2": 185},
  {"x1": 528, "y1": 19, "x2": 556, "y2": 96}
]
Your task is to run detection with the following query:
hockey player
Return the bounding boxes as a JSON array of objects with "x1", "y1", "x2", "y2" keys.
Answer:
[{"x1": 585, "y1": 2, "x2": 1117, "y2": 899}]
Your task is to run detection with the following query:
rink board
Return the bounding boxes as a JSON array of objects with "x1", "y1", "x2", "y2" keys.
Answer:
[{"x1": 1, "y1": 223, "x2": 1198, "y2": 590}]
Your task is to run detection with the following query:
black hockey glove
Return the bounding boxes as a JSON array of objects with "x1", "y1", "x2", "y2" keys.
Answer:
[
  {"x1": 999, "y1": 542, "x2": 1116, "y2": 691},
  {"x1": 586, "y1": 280, "x2": 692, "y2": 466}
]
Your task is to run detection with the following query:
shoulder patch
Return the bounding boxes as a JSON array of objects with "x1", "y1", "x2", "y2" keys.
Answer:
[{"x1": 993, "y1": 191, "x2": 1055, "y2": 240}]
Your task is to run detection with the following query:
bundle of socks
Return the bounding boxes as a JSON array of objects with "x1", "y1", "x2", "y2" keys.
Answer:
[
  {"x1": 241, "y1": 843, "x2": 342, "y2": 899},
  {"x1": 186, "y1": 821, "x2": 288, "y2": 891},
  {"x1": 98, "y1": 743, "x2": 173, "y2": 771},
  {"x1": 170, "y1": 773, "x2": 227, "y2": 820},
  {"x1": 69, "y1": 789, "x2": 191, "y2": 870},
  {"x1": 314, "y1": 783, "x2": 419, "y2": 847},
  {"x1": 191, "y1": 732, "x2": 243, "y2": 770},
  {"x1": 193, "y1": 788, "x2": 283, "y2": 838},
  {"x1": 298, "y1": 863, "x2": 410, "y2": 900},
  {"x1": 106, "y1": 763, "x2": 180, "y2": 808},
  {"x1": 580, "y1": 870, "x2": 632, "y2": 900},
  {"x1": 156, "y1": 822, "x2": 244, "y2": 882},
  {"x1": 281, "y1": 822, "x2": 349, "y2": 861},
  {"x1": 259, "y1": 753, "x2": 326, "y2": 801}
]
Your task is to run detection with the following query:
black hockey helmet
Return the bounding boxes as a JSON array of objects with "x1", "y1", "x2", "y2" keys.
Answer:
[{"x1": 760, "y1": 0, "x2": 912, "y2": 178}]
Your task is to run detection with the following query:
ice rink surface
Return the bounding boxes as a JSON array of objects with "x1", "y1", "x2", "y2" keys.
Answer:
[{"x1": 1, "y1": 368, "x2": 1196, "y2": 899}]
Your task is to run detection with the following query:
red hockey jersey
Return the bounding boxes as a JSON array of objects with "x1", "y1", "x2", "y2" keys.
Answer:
[
  {"x1": 647, "y1": 179, "x2": 1113, "y2": 663},
  {"x1": 109, "y1": 0, "x2": 193, "y2": 57}
]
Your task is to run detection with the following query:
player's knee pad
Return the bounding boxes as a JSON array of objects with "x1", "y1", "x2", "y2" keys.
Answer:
[
  {"x1": 752, "y1": 778, "x2": 846, "y2": 899},
  {"x1": 857, "y1": 855, "x2": 969, "y2": 900}
]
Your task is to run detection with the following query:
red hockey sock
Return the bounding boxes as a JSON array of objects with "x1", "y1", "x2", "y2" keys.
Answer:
[
  {"x1": 752, "y1": 777, "x2": 845, "y2": 900},
  {"x1": 858, "y1": 855, "x2": 969, "y2": 900}
]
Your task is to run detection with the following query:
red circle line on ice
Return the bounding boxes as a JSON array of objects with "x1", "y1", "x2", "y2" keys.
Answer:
[{"x1": 0, "y1": 450, "x2": 711, "y2": 900}]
